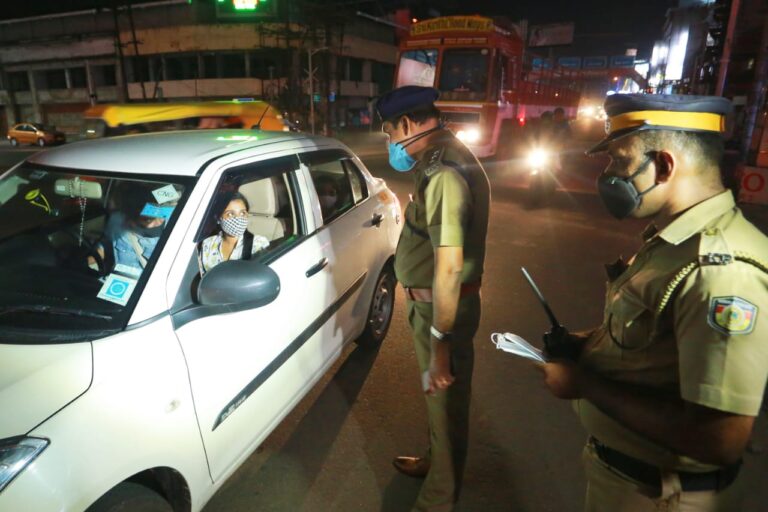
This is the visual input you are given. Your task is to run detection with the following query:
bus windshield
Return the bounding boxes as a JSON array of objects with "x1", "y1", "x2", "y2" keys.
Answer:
[
  {"x1": 438, "y1": 48, "x2": 490, "y2": 101},
  {"x1": 396, "y1": 49, "x2": 438, "y2": 87}
]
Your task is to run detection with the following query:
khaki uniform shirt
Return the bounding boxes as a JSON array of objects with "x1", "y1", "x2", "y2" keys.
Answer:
[
  {"x1": 577, "y1": 190, "x2": 768, "y2": 471},
  {"x1": 394, "y1": 130, "x2": 491, "y2": 288}
]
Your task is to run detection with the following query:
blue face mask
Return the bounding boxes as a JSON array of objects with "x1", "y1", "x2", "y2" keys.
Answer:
[
  {"x1": 387, "y1": 124, "x2": 443, "y2": 172},
  {"x1": 388, "y1": 142, "x2": 417, "y2": 172}
]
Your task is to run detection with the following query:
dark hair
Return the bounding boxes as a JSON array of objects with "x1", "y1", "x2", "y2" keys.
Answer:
[
  {"x1": 637, "y1": 130, "x2": 725, "y2": 168},
  {"x1": 390, "y1": 105, "x2": 442, "y2": 126},
  {"x1": 212, "y1": 191, "x2": 250, "y2": 221},
  {"x1": 554, "y1": 107, "x2": 565, "y2": 116},
  {"x1": 119, "y1": 182, "x2": 156, "y2": 221}
]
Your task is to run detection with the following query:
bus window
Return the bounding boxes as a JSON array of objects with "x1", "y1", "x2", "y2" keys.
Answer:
[
  {"x1": 396, "y1": 49, "x2": 438, "y2": 88},
  {"x1": 439, "y1": 49, "x2": 490, "y2": 101}
]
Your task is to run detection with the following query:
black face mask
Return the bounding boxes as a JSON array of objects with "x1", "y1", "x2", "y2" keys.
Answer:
[
  {"x1": 134, "y1": 224, "x2": 164, "y2": 238},
  {"x1": 597, "y1": 155, "x2": 657, "y2": 219}
]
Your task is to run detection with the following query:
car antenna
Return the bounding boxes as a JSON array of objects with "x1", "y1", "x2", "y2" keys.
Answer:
[{"x1": 253, "y1": 103, "x2": 269, "y2": 130}]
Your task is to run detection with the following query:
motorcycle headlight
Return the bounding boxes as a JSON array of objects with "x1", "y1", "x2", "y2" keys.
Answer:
[
  {"x1": 527, "y1": 149, "x2": 549, "y2": 167},
  {"x1": 0, "y1": 437, "x2": 49, "y2": 493},
  {"x1": 456, "y1": 127, "x2": 481, "y2": 144}
]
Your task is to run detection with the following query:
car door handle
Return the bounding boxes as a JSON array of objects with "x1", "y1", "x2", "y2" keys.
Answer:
[
  {"x1": 305, "y1": 257, "x2": 329, "y2": 278},
  {"x1": 371, "y1": 213, "x2": 383, "y2": 227}
]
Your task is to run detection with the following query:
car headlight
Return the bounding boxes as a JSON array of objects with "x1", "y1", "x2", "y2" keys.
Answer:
[
  {"x1": 527, "y1": 148, "x2": 549, "y2": 168},
  {"x1": 456, "y1": 127, "x2": 481, "y2": 144},
  {"x1": 0, "y1": 437, "x2": 49, "y2": 493}
]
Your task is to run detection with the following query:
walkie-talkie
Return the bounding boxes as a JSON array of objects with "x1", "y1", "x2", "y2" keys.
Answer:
[{"x1": 521, "y1": 267, "x2": 580, "y2": 361}]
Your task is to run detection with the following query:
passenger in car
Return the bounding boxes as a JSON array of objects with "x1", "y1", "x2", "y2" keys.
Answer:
[
  {"x1": 198, "y1": 191, "x2": 270, "y2": 274},
  {"x1": 314, "y1": 175, "x2": 340, "y2": 220},
  {"x1": 93, "y1": 183, "x2": 171, "y2": 275}
]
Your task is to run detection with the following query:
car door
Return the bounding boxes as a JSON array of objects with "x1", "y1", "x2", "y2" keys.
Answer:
[
  {"x1": 301, "y1": 149, "x2": 382, "y2": 339},
  {"x1": 18, "y1": 125, "x2": 33, "y2": 144},
  {"x1": 170, "y1": 154, "x2": 339, "y2": 481}
]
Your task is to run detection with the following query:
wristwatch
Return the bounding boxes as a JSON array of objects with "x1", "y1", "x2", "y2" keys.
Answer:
[{"x1": 430, "y1": 325, "x2": 453, "y2": 342}]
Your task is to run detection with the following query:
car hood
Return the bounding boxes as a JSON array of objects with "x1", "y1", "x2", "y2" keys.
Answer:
[{"x1": 0, "y1": 343, "x2": 92, "y2": 438}]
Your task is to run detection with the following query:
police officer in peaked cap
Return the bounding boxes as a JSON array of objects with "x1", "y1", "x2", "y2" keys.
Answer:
[
  {"x1": 537, "y1": 93, "x2": 768, "y2": 511},
  {"x1": 376, "y1": 85, "x2": 491, "y2": 512}
]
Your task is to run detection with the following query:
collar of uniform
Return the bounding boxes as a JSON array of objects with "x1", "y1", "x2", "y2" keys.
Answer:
[{"x1": 657, "y1": 190, "x2": 735, "y2": 245}]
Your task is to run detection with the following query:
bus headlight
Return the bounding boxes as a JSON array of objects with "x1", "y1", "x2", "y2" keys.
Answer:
[
  {"x1": 456, "y1": 127, "x2": 481, "y2": 144},
  {"x1": 0, "y1": 437, "x2": 49, "y2": 492},
  {"x1": 527, "y1": 148, "x2": 550, "y2": 168}
]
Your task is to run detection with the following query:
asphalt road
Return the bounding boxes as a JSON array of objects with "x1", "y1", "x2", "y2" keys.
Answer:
[{"x1": 1, "y1": 138, "x2": 767, "y2": 511}]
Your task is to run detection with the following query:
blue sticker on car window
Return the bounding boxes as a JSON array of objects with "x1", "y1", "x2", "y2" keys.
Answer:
[{"x1": 140, "y1": 203, "x2": 175, "y2": 219}]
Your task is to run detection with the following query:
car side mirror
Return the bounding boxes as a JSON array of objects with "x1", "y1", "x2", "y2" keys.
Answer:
[{"x1": 197, "y1": 259, "x2": 280, "y2": 308}]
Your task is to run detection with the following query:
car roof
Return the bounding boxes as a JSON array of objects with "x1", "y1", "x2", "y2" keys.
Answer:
[{"x1": 26, "y1": 130, "x2": 346, "y2": 177}]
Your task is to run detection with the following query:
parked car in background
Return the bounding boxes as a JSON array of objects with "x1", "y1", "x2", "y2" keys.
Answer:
[
  {"x1": 7, "y1": 122, "x2": 66, "y2": 147},
  {"x1": 0, "y1": 129, "x2": 400, "y2": 512}
]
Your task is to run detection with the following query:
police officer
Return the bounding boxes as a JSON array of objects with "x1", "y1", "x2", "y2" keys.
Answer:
[
  {"x1": 538, "y1": 94, "x2": 768, "y2": 511},
  {"x1": 376, "y1": 86, "x2": 490, "y2": 512}
]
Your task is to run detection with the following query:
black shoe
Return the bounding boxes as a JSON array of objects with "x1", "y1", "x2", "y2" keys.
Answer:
[{"x1": 392, "y1": 456, "x2": 430, "y2": 478}]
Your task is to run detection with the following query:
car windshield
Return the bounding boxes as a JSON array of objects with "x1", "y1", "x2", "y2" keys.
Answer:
[
  {"x1": 0, "y1": 164, "x2": 192, "y2": 344},
  {"x1": 396, "y1": 49, "x2": 438, "y2": 87}
]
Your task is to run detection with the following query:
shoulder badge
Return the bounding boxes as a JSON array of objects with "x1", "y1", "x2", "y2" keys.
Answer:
[
  {"x1": 423, "y1": 146, "x2": 446, "y2": 177},
  {"x1": 708, "y1": 296, "x2": 758, "y2": 335}
]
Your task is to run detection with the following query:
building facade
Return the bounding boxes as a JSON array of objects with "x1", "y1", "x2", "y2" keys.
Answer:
[{"x1": 0, "y1": 0, "x2": 397, "y2": 136}]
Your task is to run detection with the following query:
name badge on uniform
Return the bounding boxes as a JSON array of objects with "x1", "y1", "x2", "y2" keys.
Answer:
[{"x1": 708, "y1": 296, "x2": 758, "y2": 335}]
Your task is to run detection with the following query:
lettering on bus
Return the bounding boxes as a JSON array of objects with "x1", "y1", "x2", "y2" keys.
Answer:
[{"x1": 411, "y1": 16, "x2": 494, "y2": 36}]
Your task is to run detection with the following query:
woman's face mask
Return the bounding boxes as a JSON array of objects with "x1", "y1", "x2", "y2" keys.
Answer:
[{"x1": 220, "y1": 216, "x2": 249, "y2": 238}]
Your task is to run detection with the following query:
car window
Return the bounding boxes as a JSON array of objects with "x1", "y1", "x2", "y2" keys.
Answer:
[
  {"x1": 343, "y1": 159, "x2": 369, "y2": 204},
  {"x1": 0, "y1": 164, "x2": 192, "y2": 343},
  {"x1": 301, "y1": 150, "x2": 363, "y2": 225},
  {"x1": 195, "y1": 155, "x2": 304, "y2": 274}
]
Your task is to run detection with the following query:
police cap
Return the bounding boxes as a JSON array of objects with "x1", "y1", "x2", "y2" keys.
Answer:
[
  {"x1": 375, "y1": 86, "x2": 440, "y2": 122},
  {"x1": 587, "y1": 93, "x2": 732, "y2": 154}
]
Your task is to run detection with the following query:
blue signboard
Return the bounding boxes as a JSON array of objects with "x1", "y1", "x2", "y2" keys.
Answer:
[
  {"x1": 532, "y1": 58, "x2": 553, "y2": 69},
  {"x1": 557, "y1": 57, "x2": 582, "y2": 69},
  {"x1": 583, "y1": 56, "x2": 608, "y2": 69},
  {"x1": 611, "y1": 55, "x2": 636, "y2": 68}
]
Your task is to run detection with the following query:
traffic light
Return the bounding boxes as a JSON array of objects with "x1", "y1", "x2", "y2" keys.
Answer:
[{"x1": 215, "y1": 0, "x2": 277, "y2": 19}]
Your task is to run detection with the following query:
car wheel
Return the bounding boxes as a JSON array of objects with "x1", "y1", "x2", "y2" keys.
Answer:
[
  {"x1": 37, "y1": 138, "x2": 46, "y2": 147},
  {"x1": 9, "y1": 138, "x2": 18, "y2": 147},
  {"x1": 86, "y1": 482, "x2": 173, "y2": 512},
  {"x1": 357, "y1": 262, "x2": 396, "y2": 347}
]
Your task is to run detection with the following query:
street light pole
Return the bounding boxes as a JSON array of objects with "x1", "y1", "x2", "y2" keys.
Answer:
[{"x1": 307, "y1": 46, "x2": 328, "y2": 135}]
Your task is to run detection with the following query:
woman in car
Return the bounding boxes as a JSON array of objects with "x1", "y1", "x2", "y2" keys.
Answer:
[{"x1": 198, "y1": 191, "x2": 270, "y2": 274}]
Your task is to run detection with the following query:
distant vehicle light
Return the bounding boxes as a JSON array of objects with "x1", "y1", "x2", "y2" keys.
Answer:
[
  {"x1": 527, "y1": 148, "x2": 550, "y2": 168},
  {"x1": 456, "y1": 127, "x2": 481, "y2": 144}
]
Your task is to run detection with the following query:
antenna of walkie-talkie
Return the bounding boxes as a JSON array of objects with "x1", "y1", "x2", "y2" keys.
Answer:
[{"x1": 521, "y1": 267, "x2": 562, "y2": 330}]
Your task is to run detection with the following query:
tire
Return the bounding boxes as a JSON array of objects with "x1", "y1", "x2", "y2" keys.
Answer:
[
  {"x1": 86, "y1": 482, "x2": 173, "y2": 512},
  {"x1": 9, "y1": 137, "x2": 18, "y2": 147},
  {"x1": 37, "y1": 138, "x2": 46, "y2": 147},
  {"x1": 357, "y1": 262, "x2": 396, "y2": 347}
]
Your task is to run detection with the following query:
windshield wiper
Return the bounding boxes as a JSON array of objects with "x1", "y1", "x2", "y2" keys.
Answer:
[{"x1": 0, "y1": 305, "x2": 113, "y2": 321}]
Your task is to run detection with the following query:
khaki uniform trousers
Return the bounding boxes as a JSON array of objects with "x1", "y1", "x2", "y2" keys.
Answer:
[
  {"x1": 406, "y1": 292, "x2": 481, "y2": 512},
  {"x1": 582, "y1": 444, "x2": 746, "y2": 512}
]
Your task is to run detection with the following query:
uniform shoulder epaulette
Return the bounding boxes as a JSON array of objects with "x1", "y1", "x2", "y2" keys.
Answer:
[
  {"x1": 424, "y1": 146, "x2": 446, "y2": 177},
  {"x1": 655, "y1": 227, "x2": 768, "y2": 318}
]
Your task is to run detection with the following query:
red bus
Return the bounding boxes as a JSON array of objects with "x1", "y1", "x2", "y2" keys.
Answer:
[{"x1": 394, "y1": 15, "x2": 582, "y2": 158}]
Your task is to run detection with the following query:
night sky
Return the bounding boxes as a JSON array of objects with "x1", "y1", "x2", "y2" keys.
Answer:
[{"x1": 0, "y1": 0, "x2": 676, "y2": 58}]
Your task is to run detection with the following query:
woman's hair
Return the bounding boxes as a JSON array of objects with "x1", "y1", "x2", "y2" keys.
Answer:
[{"x1": 211, "y1": 190, "x2": 250, "y2": 221}]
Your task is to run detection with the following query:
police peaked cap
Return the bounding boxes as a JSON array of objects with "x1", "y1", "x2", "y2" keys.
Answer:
[
  {"x1": 375, "y1": 86, "x2": 440, "y2": 122},
  {"x1": 587, "y1": 93, "x2": 733, "y2": 154}
]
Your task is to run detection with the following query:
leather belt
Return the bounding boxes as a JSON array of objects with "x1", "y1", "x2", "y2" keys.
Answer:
[
  {"x1": 404, "y1": 282, "x2": 481, "y2": 303},
  {"x1": 590, "y1": 437, "x2": 741, "y2": 495}
]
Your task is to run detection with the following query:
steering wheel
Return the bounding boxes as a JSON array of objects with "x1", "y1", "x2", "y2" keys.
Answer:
[{"x1": 60, "y1": 229, "x2": 107, "y2": 276}]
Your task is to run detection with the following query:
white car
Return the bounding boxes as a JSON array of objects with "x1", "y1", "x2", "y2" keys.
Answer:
[{"x1": 0, "y1": 130, "x2": 400, "y2": 511}]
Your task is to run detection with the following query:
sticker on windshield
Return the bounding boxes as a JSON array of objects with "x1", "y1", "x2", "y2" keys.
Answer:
[
  {"x1": 140, "y1": 203, "x2": 175, "y2": 219},
  {"x1": 29, "y1": 170, "x2": 48, "y2": 180},
  {"x1": 97, "y1": 274, "x2": 138, "y2": 306},
  {"x1": 152, "y1": 184, "x2": 181, "y2": 204},
  {"x1": 25, "y1": 189, "x2": 51, "y2": 213},
  {"x1": 114, "y1": 263, "x2": 142, "y2": 278}
]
